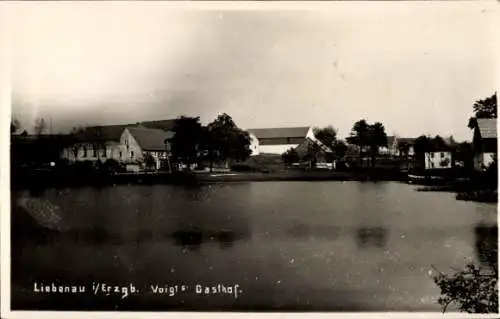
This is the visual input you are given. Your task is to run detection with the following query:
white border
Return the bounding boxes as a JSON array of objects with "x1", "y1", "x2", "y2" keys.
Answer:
[{"x1": 1, "y1": 1, "x2": 499, "y2": 319}]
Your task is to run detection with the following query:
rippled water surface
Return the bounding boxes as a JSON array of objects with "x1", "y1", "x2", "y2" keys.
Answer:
[{"x1": 11, "y1": 182, "x2": 497, "y2": 311}]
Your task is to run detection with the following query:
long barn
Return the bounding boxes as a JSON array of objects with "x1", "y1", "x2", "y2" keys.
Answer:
[{"x1": 247, "y1": 126, "x2": 314, "y2": 155}]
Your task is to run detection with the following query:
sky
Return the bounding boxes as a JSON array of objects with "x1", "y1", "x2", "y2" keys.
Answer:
[{"x1": 6, "y1": 2, "x2": 499, "y2": 141}]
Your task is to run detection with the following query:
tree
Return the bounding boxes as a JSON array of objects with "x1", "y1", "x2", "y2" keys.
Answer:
[
  {"x1": 413, "y1": 135, "x2": 431, "y2": 169},
  {"x1": 346, "y1": 120, "x2": 387, "y2": 168},
  {"x1": 304, "y1": 140, "x2": 322, "y2": 168},
  {"x1": 34, "y1": 118, "x2": 47, "y2": 136},
  {"x1": 468, "y1": 92, "x2": 497, "y2": 129},
  {"x1": 171, "y1": 116, "x2": 205, "y2": 170},
  {"x1": 313, "y1": 126, "x2": 337, "y2": 149},
  {"x1": 206, "y1": 113, "x2": 251, "y2": 171},
  {"x1": 333, "y1": 140, "x2": 348, "y2": 159},
  {"x1": 432, "y1": 135, "x2": 447, "y2": 152},
  {"x1": 282, "y1": 148, "x2": 300, "y2": 166},
  {"x1": 433, "y1": 225, "x2": 498, "y2": 314},
  {"x1": 346, "y1": 120, "x2": 370, "y2": 167},
  {"x1": 367, "y1": 122, "x2": 388, "y2": 168},
  {"x1": 456, "y1": 142, "x2": 473, "y2": 169}
]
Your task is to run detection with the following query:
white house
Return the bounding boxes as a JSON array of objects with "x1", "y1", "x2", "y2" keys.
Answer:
[
  {"x1": 247, "y1": 126, "x2": 314, "y2": 155},
  {"x1": 61, "y1": 124, "x2": 129, "y2": 163},
  {"x1": 473, "y1": 118, "x2": 497, "y2": 171},
  {"x1": 424, "y1": 137, "x2": 456, "y2": 169},
  {"x1": 425, "y1": 151, "x2": 453, "y2": 169}
]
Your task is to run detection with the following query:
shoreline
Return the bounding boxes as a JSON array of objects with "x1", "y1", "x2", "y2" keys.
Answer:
[
  {"x1": 11, "y1": 169, "x2": 407, "y2": 190},
  {"x1": 10, "y1": 169, "x2": 496, "y2": 203}
]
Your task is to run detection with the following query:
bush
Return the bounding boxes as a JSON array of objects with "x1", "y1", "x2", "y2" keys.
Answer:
[
  {"x1": 433, "y1": 263, "x2": 498, "y2": 313},
  {"x1": 433, "y1": 229, "x2": 498, "y2": 313},
  {"x1": 102, "y1": 159, "x2": 126, "y2": 173}
]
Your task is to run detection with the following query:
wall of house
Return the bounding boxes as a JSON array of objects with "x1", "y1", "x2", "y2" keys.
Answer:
[
  {"x1": 250, "y1": 128, "x2": 314, "y2": 156},
  {"x1": 143, "y1": 150, "x2": 167, "y2": 170},
  {"x1": 258, "y1": 144, "x2": 301, "y2": 155},
  {"x1": 474, "y1": 152, "x2": 496, "y2": 170},
  {"x1": 249, "y1": 134, "x2": 260, "y2": 156},
  {"x1": 120, "y1": 129, "x2": 144, "y2": 164},
  {"x1": 62, "y1": 142, "x2": 126, "y2": 163},
  {"x1": 425, "y1": 151, "x2": 452, "y2": 169}
]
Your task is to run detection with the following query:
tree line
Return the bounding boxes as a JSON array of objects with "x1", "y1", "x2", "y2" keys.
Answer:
[{"x1": 169, "y1": 113, "x2": 252, "y2": 171}]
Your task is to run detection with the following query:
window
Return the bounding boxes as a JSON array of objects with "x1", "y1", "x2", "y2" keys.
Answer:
[
  {"x1": 430, "y1": 153, "x2": 434, "y2": 158},
  {"x1": 92, "y1": 147, "x2": 97, "y2": 157},
  {"x1": 83, "y1": 146, "x2": 87, "y2": 157},
  {"x1": 119, "y1": 151, "x2": 123, "y2": 159},
  {"x1": 131, "y1": 151, "x2": 134, "y2": 158},
  {"x1": 440, "y1": 152, "x2": 445, "y2": 158}
]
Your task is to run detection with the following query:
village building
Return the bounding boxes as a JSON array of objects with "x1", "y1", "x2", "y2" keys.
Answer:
[
  {"x1": 424, "y1": 137, "x2": 456, "y2": 170},
  {"x1": 247, "y1": 126, "x2": 314, "y2": 155},
  {"x1": 378, "y1": 136, "x2": 396, "y2": 156},
  {"x1": 61, "y1": 119, "x2": 176, "y2": 171},
  {"x1": 121, "y1": 127, "x2": 174, "y2": 171},
  {"x1": 295, "y1": 137, "x2": 334, "y2": 168},
  {"x1": 379, "y1": 136, "x2": 416, "y2": 158},
  {"x1": 472, "y1": 118, "x2": 497, "y2": 171}
]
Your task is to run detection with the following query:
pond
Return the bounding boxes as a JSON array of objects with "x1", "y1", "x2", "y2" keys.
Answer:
[{"x1": 11, "y1": 181, "x2": 497, "y2": 311}]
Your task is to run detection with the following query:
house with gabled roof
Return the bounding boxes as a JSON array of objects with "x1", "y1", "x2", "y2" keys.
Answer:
[
  {"x1": 378, "y1": 136, "x2": 396, "y2": 156},
  {"x1": 247, "y1": 126, "x2": 314, "y2": 155},
  {"x1": 424, "y1": 136, "x2": 456, "y2": 170},
  {"x1": 473, "y1": 118, "x2": 497, "y2": 171},
  {"x1": 378, "y1": 135, "x2": 417, "y2": 158},
  {"x1": 120, "y1": 127, "x2": 174, "y2": 170},
  {"x1": 61, "y1": 119, "x2": 176, "y2": 170}
]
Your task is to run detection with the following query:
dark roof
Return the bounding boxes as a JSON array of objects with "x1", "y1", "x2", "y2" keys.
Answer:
[
  {"x1": 75, "y1": 124, "x2": 130, "y2": 142},
  {"x1": 427, "y1": 138, "x2": 453, "y2": 152},
  {"x1": 248, "y1": 127, "x2": 310, "y2": 139},
  {"x1": 397, "y1": 137, "x2": 416, "y2": 145},
  {"x1": 127, "y1": 127, "x2": 172, "y2": 151},
  {"x1": 73, "y1": 119, "x2": 177, "y2": 142},
  {"x1": 310, "y1": 137, "x2": 333, "y2": 153},
  {"x1": 295, "y1": 138, "x2": 333, "y2": 157},
  {"x1": 477, "y1": 118, "x2": 497, "y2": 139}
]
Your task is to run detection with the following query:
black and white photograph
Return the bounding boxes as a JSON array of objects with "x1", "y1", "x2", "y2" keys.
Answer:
[{"x1": 2, "y1": 1, "x2": 499, "y2": 316}]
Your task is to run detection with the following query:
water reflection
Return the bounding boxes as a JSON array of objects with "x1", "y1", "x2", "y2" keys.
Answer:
[
  {"x1": 287, "y1": 223, "x2": 339, "y2": 240},
  {"x1": 171, "y1": 228, "x2": 249, "y2": 250},
  {"x1": 474, "y1": 224, "x2": 497, "y2": 267},
  {"x1": 51, "y1": 227, "x2": 251, "y2": 250},
  {"x1": 355, "y1": 227, "x2": 388, "y2": 249}
]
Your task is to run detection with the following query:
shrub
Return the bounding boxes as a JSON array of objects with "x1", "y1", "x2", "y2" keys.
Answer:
[
  {"x1": 433, "y1": 229, "x2": 498, "y2": 313},
  {"x1": 433, "y1": 263, "x2": 498, "y2": 313},
  {"x1": 102, "y1": 158, "x2": 126, "y2": 173}
]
